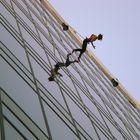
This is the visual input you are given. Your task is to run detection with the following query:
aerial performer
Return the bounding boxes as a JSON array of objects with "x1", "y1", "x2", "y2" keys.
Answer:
[
  {"x1": 48, "y1": 53, "x2": 78, "y2": 81},
  {"x1": 71, "y1": 34, "x2": 103, "y2": 62}
]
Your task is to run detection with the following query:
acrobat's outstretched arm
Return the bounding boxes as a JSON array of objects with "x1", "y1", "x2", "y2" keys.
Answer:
[{"x1": 91, "y1": 42, "x2": 96, "y2": 49}]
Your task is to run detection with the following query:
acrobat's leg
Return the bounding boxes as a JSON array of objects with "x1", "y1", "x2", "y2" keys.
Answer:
[
  {"x1": 58, "y1": 63, "x2": 65, "y2": 67},
  {"x1": 55, "y1": 62, "x2": 65, "y2": 68},
  {"x1": 78, "y1": 50, "x2": 85, "y2": 61},
  {"x1": 72, "y1": 49, "x2": 82, "y2": 53}
]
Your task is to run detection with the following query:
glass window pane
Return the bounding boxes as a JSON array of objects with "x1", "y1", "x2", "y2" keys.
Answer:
[
  {"x1": 4, "y1": 0, "x2": 11, "y2": 7},
  {"x1": 34, "y1": 0, "x2": 44, "y2": 14},
  {"x1": 68, "y1": 66, "x2": 85, "y2": 87},
  {"x1": 0, "y1": 25, "x2": 30, "y2": 70},
  {"x1": 59, "y1": 68, "x2": 79, "y2": 97},
  {"x1": 43, "y1": 9, "x2": 51, "y2": 23},
  {"x1": 19, "y1": 24, "x2": 49, "y2": 65},
  {"x1": 43, "y1": 101, "x2": 79, "y2": 140},
  {"x1": 1, "y1": 45, "x2": 35, "y2": 90},
  {"x1": 3, "y1": 105, "x2": 37, "y2": 140},
  {"x1": 30, "y1": 11, "x2": 45, "y2": 30},
  {"x1": 77, "y1": 64, "x2": 90, "y2": 80},
  {"x1": 19, "y1": 24, "x2": 37, "y2": 45},
  {"x1": 47, "y1": 22, "x2": 60, "y2": 39},
  {"x1": 38, "y1": 30, "x2": 54, "y2": 53},
  {"x1": 30, "y1": 11, "x2": 50, "y2": 39},
  {"x1": 96, "y1": 127, "x2": 112, "y2": 140},
  {"x1": 4, "y1": 119, "x2": 25, "y2": 140},
  {"x1": 50, "y1": 47, "x2": 63, "y2": 62},
  {"x1": 102, "y1": 114, "x2": 124, "y2": 140},
  {"x1": 0, "y1": 4, "x2": 19, "y2": 32},
  {"x1": 0, "y1": 59, "x2": 47, "y2": 134},
  {"x1": 79, "y1": 87, "x2": 107, "y2": 127},
  {"x1": 129, "y1": 121, "x2": 140, "y2": 139},
  {"x1": 13, "y1": 2, "x2": 37, "y2": 34},
  {"x1": 85, "y1": 82, "x2": 108, "y2": 112},
  {"x1": 16, "y1": 0, "x2": 28, "y2": 12},
  {"x1": 27, "y1": 0, "x2": 40, "y2": 16},
  {"x1": 65, "y1": 94, "x2": 99, "y2": 139},
  {"x1": 29, "y1": 55, "x2": 68, "y2": 110}
]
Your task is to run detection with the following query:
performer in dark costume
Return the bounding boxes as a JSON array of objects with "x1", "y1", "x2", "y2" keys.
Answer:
[
  {"x1": 48, "y1": 53, "x2": 78, "y2": 81},
  {"x1": 72, "y1": 34, "x2": 103, "y2": 61}
]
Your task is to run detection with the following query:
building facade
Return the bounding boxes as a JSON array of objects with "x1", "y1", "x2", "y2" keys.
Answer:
[{"x1": 0, "y1": 0, "x2": 140, "y2": 139}]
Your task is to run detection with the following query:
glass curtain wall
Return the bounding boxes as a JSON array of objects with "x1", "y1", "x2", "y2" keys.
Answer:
[{"x1": 1, "y1": 0, "x2": 140, "y2": 139}]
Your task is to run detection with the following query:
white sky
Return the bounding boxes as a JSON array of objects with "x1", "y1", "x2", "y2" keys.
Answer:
[{"x1": 48, "y1": 0, "x2": 140, "y2": 103}]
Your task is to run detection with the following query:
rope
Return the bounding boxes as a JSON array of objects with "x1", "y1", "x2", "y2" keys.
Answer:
[
  {"x1": 66, "y1": 24, "x2": 85, "y2": 39},
  {"x1": 74, "y1": 30, "x2": 85, "y2": 39}
]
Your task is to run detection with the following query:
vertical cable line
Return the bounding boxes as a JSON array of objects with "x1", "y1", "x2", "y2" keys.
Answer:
[
  {"x1": 65, "y1": 57, "x2": 133, "y2": 139},
  {"x1": 5, "y1": 0, "x2": 59, "y2": 74},
  {"x1": 36, "y1": 79, "x2": 93, "y2": 140},
  {"x1": 32, "y1": 6, "x2": 81, "y2": 140},
  {"x1": 10, "y1": 0, "x2": 52, "y2": 139},
  {"x1": 3, "y1": 0, "x2": 139, "y2": 138},
  {"x1": 30, "y1": 1, "x2": 87, "y2": 139},
  {"x1": 1, "y1": 2, "x2": 113, "y2": 139},
  {"x1": 74, "y1": 71, "x2": 102, "y2": 140},
  {"x1": 1, "y1": 89, "x2": 49, "y2": 139},
  {"x1": 25, "y1": 0, "x2": 57, "y2": 58},
  {"x1": 44, "y1": 8, "x2": 83, "y2": 139},
  {"x1": 88, "y1": 63, "x2": 140, "y2": 137},
  {"x1": 74, "y1": 62, "x2": 116, "y2": 138},
  {"x1": 56, "y1": 78, "x2": 116, "y2": 140},
  {"x1": 76, "y1": 67, "x2": 114, "y2": 139},
  {"x1": 36, "y1": 0, "x2": 81, "y2": 53},
  {"x1": 59, "y1": 40, "x2": 101, "y2": 139},
  {"x1": 23, "y1": 0, "x2": 51, "y2": 73},
  {"x1": 55, "y1": 79, "x2": 82, "y2": 140},
  {"x1": 14, "y1": 0, "x2": 65, "y2": 68}
]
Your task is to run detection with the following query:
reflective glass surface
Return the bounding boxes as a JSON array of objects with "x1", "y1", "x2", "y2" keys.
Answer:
[{"x1": 1, "y1": 0, "x2": 140, "y2": 139}]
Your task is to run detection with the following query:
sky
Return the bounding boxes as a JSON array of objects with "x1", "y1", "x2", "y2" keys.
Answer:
[{"x1": 48, "y1": 0, "x2": 140, "y2": 104}]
